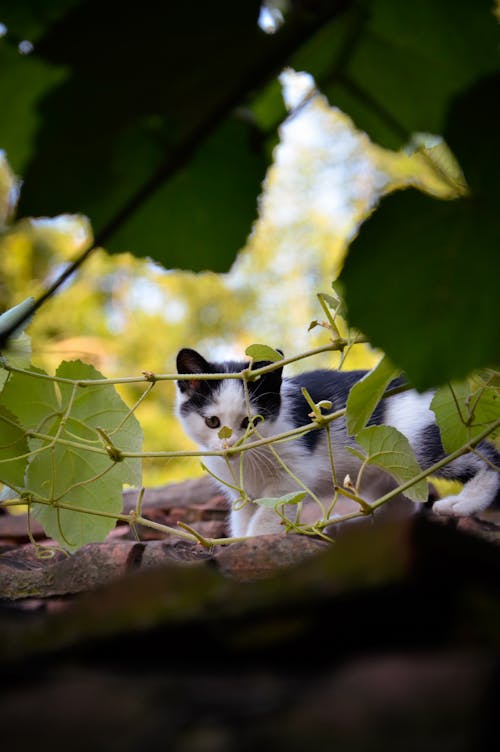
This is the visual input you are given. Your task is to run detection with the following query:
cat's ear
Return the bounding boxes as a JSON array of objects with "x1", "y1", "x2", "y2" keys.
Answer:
[
  {"x1": 250, "y1": 348, "x2": 284, "y2": 372},
  {"x1": 176, "y1": 348, "x2": 211, "y2": 394},
  {"x1": 250, "y1": 349, "x2": 284, "y2": 393}
]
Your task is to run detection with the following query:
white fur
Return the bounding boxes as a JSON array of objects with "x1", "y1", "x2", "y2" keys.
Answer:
[
  {"x1": 433, "y1": 467, "x2": 499, "y2": 516},
  {"x1": 383, "y1": 391, "x2": 435, "y2": 446}
]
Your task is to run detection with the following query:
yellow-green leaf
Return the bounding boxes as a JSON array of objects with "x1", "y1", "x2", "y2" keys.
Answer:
[
  {"x1": 254, "y1": 491, "x2": 307, "y2": 508},
  {"x1": 245, "y1": 344, "x2": 283, "y2": 363},
  {"x1": 346, "y1": 356, "x2": 401, "y2": 436}
]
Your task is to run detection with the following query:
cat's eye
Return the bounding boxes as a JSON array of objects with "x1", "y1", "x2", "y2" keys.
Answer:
[
  {"x1": 205, "y1": 416, "x2": 221, "y2": 429},
  {"x1": 241, "y1": 417, "x2": 250, "y2": 430}
]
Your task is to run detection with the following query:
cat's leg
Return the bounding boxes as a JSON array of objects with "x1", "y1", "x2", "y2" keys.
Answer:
[
  {"x1": 433, "y1": 467, "x2": 500, "y2": 516},
  {"x1": 245, "y1": 504, "x2": 285, "y2": 536},
  {"x1": 229, "y1": 501, "x2": 257, "y2": 538}
]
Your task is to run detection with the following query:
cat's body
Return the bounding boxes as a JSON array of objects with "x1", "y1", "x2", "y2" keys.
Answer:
[{"x1": 176, "y1": 349, "x2": 500, "y2": 537}]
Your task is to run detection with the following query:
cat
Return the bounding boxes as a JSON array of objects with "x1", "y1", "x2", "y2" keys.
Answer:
[{"x1": 176, "y1": 348, "x2": 500, "y2": 537}]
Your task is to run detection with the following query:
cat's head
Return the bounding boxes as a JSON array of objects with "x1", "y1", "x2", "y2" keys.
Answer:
[{"x1": 175, "y1": 348, "x2": 283, "y2": 451}]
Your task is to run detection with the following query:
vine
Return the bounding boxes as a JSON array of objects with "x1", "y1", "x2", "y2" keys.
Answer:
[{"x1": 0, "y1": 293, "x2": 499, "y2": 554}]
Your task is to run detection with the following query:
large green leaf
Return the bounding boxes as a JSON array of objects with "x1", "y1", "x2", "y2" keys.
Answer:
[
  {"x1": 354, "y1": 425, "x2": 428, "y2": 502},
  {"x1": 0, "y1": 406, "x2": 29, "y2": 489},
  {"x1": 55, "y1": 360, "x2": 142, "y2": 488},
  {"x1": 0, "y1": 43, "x2": 67, "y2": 176},
  {"x1": 108, "y1": 119, "x2": 266, "y2": 270},
  {"x1": 29, "y1": 452, "x2": 124, "y2": 552},
  {"x1": 322, "y1": 0, "x2": 500, "y2": 149},
  {"x1": 0, "y1": 360, "x2": 143, "y2": 550},
  {"x1": 3, "y1": 0, "x2": 496, "y2": 277},
  {"x1": 431, "y1": 379, "x2": 500, "y2": 454},
  {"x1": 0, "y1": 1, "x2": 270, "y2": 270},
  {"x1": 340, "y1": 74, "x2": 500, "y2": 390},
  {"x1": 345, "y1": 356, "x2": 400, "y2": 436},
  {"x1": 0, "y1": 366, "x2": 60, "y2": 439}
]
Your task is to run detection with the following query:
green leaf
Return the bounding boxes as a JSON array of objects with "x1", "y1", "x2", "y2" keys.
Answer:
[
  {"x1": 0, "y1": 360, "x2": 142, "y2": 551},
  {"x1": 346, "y1": 357, "x2": 401, "y2": 436},
  {"x1": 341, "y1": 191, "x2": 500, "y2": 389},
  {"x1": 323, "y1": 0, "x2": 500, "y2": 149},
  {"x1": 0, "y1": 334, "x2": 31, "y2": 393},
  {"x1": 1, "y1": 332, "x2": 31, "y2": 371},
  {"x1": 345, "y1": 446, "x2": 366, "y2": 463},
  {"x1": 406, "y1": 134, "x2": 467, "y2": 196},
  {"x1": 0, "y1": 41, "x2": 68, "y2": 176},
  {"x1": 0, "y1": 406, "x2": 29, "y2": 489},
  {"x1": 55, "y1": 360, "x2": 143, "y2": 488},
  {"x1": 107, "y1": 119, "x2": 267, "y2": 272},
  {"x1": 330, "y1": 281, "x2": 347, "y2": 317},
  {"x1": 355, "y1": 425, "x2": 428, "y2": 502},
  {"x1": 0, "y1": 366, "x2": 60, "y2": 443},
  {"x1": 431, "y1": 379, "x2": 500, "y2": 454},
  {"x1": 341, "y1": 74, "x2": 500, "y2": 390},
  {"x1": 29, "y1": 457, "x2": 124, "y2": 553},
  {"x1": 2, "y1": 0, "x2": 499, "y2": 276},
  {"x1": 320, "y1": 293, "x2": 340, "y2": 310},
  {"x1": 245, "y1": 344, "x2": 283, "y2": 363},
  {"x1": 218, "y1": 425, "x2": 233, "y2": 440},
  {"x1": 7, "y1": 0, "x2": 270, "y2": 272},
  {"x1": 254, "y1": 491, "x2": 307, "y2": 509}
]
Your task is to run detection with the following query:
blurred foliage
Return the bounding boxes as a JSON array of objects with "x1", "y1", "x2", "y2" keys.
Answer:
[
  {"x1": 341, "y1": 73, "x2": 500, "y2": 388},
  {"x1": 0, "y1": 0, "x2": 339, "y2": 269}
]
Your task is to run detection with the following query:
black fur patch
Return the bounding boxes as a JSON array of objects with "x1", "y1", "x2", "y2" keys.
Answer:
[
  {"x1": 287, "y1": 369, "x2": 368, "y2": 450},
  {"x1": 247, "y1": 365, "x2": 282, "y2": 419},
  {"x1": 418, "y1": 424, "x2": 500, "y2": 492}
]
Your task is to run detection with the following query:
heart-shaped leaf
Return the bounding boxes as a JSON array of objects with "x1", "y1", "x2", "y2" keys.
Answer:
[{"x1": 355, "y1": 425, "x2": 428, "y2": 502}]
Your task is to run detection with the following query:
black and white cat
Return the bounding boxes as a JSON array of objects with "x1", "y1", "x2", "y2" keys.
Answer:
[{"x1": 176, "y1": 348, "x2": 500, "y2": 537}]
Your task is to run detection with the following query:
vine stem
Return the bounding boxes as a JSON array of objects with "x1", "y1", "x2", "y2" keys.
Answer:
[
  {"x1": 7, "y1": 384, "x2": 412, "y2": 462},
  {"x1": 3, "y1": 341, "x2": 366, "y2": 387},
  {"x1": 0, "y1": 494, "x2": 246, "y2": 547}
]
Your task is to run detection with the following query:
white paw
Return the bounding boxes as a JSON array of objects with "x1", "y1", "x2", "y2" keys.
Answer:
[{"x1": 433, "y1": 495, "x2": 481, "y2": 517}]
